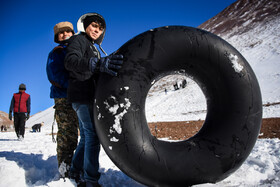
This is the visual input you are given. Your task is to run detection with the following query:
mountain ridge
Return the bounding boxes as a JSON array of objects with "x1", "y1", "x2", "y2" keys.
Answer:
[{"x1": 198, "y1": 0, "x2": 280, "y2": 37}]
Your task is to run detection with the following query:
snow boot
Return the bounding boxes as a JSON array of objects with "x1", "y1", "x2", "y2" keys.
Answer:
[
  {"x1": 69, "y1": 171, "x2": 86, "y2": 187},
  {"x1": 18, "y1": 135, "x2": 24, "y2": 141}
]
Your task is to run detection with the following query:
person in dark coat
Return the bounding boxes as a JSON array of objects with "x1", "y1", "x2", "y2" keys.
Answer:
[
  {"x1": 9, "y1": 83, "x2": 31, "y2": 140},
  {"x1": 174, "y1": 82, "x2": 179, "y2": 90},
  {"x1": 181, "y1": 79, "x2": 187, "y2": 88},
  {"x1": 32, "y1": 122, "x2": 44, "y2": 132},
  {"x1": 64, "y1": 12, "x2": 123, "y2": 187}
]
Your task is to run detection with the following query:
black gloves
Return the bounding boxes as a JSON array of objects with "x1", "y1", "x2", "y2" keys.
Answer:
[
  {"x1": 89, "y1": 54, "x2": 123, "y2": 76},
  {"x1": 26, "y1": 113, "x2": 30, "y2": 120}
]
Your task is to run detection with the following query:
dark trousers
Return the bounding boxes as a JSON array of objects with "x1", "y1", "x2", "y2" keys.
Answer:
[{"x1": 14, "y1": 113, "x2": 26, "y2": 138}]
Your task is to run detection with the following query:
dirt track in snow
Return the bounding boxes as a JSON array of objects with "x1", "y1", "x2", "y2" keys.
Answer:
[{"x1": 148, "y1": 118, "x2": 280, "y2": 140}]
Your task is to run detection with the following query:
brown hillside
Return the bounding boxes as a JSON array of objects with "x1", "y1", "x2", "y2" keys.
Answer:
[
  {"x1": 0, "y1": 111, "x2": 13, "y2": 130},
  {"x1": 148, "y1": 118, "x2": 280, "y2": 140}
]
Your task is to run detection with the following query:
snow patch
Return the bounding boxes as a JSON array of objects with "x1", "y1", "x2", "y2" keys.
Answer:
[
  {"x1": 58, "y1": 162, "x2": 69, "y2": 178},
  {"x1": 104, "y1": 96, "x2": 118, "y2": 115},
  {"x1": 98, "y1": 113, "x2": 102, "y2": 120},
  {"x1": 229, "y1": 53, "x2": 243, "y2": 73},
  {"x1": 120, "y1": 86, "x2": 129, "y2": 91},
  {"x1": 110, "y1": 137, "x2": 119, "y2": 142},
  {"x1": 104, "y1": 91, "x2": 131, "y2": 135},
  {"x1": 110, "y1": 98, "x2": 131, "y2": 135}
]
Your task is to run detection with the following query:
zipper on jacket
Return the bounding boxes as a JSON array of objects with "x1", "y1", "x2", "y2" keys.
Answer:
[
  {"x1": 91, "y1": 44, "x2": 101, "y2": 59},
  {"x1": 18, "y1": 92, "x2": 22, "y2": 112}
]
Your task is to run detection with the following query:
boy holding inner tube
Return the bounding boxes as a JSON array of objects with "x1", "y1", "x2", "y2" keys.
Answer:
[{"x1": 64, "y1": 12, "x2": 123, "y2": 187}]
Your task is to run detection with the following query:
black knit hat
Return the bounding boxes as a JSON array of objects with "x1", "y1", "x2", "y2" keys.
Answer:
[
  {"x1": 19, "y1": 83, "x2": 26, "y2": 90},
  {"x1": 83, "y1": 15, "x2": 105, "y2": 30}
]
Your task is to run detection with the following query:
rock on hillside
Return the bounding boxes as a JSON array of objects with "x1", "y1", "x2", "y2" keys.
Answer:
[{"x1": 0, "y1": 111, "x2": 13, "y2": 129}]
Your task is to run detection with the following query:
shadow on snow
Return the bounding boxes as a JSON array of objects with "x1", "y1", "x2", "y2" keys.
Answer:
[
  {"x1": 0, "y1": 151, "x2": 59, "y2": 185},
  {"x1": 0, "y1": 151, "x2": 145, "y2": 186},
  {"x1": 0, "y1": 138, "x2": 20, "y2": 141}
]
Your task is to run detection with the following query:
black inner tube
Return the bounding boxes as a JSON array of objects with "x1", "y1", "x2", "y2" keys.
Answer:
[{"x1": 94, "y1": 26, "x2": 262, "y2": 187}]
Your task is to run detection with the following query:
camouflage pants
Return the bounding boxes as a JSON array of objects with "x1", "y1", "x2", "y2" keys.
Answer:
[{"x1": 54, "y1": 98, "x2": 78, "y2": 176}]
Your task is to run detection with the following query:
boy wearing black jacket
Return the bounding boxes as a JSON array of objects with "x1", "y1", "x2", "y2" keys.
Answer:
[{"x1": 64, "y1": 13, "x2": 123, "y2": 187}]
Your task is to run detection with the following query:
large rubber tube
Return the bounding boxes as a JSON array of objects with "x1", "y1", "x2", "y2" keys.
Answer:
[{"x1": 94, "y1": 26, "x2": 262, "y2": 186}]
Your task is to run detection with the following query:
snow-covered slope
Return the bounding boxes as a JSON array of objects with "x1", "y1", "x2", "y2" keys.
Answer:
[
  {"x1": 198, "y1": 0, "x2": 280, "y2": 37},
  {"x1": 222, "y1": 17, "x2": 280, "y2": 104},
  {"x1": 199, "y1": 0, "x2": 280, "y2": 105},
  {"x1": 26, "y1": 106, "x2": 55, "y2": 130}
]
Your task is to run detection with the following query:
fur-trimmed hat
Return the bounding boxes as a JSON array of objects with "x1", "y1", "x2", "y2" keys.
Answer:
[{"x1": 53, "y1": 21, "x2": 74, "y2": 43}]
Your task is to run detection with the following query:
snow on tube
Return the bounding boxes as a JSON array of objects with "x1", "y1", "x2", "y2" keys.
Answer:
[{"x1": 94, "y1": 26, "x2": 262, "y2": 186}]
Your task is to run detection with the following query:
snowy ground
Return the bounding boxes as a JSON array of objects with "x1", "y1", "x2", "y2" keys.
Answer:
[
  {"x1": 1, "y1": 77, "x2": 280, "y2": 186},
  {"x1": 1, "y1": 60, "x2": 280, "y2": 187},
  {"x1": 0, "y1": 130, "x2": 145, "y2": 187},
  {"x1": 0, "y1": 125, "x2": 280, "y2": 187}
]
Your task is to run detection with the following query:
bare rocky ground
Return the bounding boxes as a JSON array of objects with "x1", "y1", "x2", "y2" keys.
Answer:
[{"x1": 148, "y1": 118, "x2": 280, "y2": 140}]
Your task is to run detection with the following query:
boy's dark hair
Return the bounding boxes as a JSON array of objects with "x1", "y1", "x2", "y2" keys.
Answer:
[
  {"x1": 19, "y1": 83, "x2": 26, "y2": 90},
  {"x1": 83, "y1": 15, "x2": 105, "y2": 30}
]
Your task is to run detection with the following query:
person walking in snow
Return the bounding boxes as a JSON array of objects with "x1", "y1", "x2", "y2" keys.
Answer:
[
  {"x1": 9, "y1": 83, "x2": 31, "y2": 140},
  {"x1": 64, "y1": 13, "x2": 123, "y2": 187},
  {"x1": 46, "y1": 21, "x2": 79, "y2": 178}
]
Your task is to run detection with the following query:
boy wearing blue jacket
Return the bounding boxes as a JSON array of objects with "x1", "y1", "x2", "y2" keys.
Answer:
[{"x1": 46, "y1": 21, "x2": 79, "y2": 179}]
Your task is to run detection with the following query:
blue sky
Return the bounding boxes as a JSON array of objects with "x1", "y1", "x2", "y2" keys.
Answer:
[{"x1": 0, "y1": 0, "x2": 236, "y2": 115}]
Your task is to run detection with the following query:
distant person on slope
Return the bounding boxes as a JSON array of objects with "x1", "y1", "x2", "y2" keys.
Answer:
[
  {"x1": 9, "y1": 83, "x2": 31, "y2": 140},
  {"x1": 31, "y1": 122, "x2": 44, "y2": 132},
  {"x1": 46, "y1": 21, "x2": 79, "y2": 179},
  {"x1": 64, "y1": 13, "x2": 123, "y2": 187}
]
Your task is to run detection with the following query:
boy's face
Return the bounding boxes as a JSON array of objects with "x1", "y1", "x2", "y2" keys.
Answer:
[
  {"x1": 58, "y1": 28, "x2": 73, "y2": 42},
  {"x1": 85, "y1": 21, "x2": 104, "y2": 41}
]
